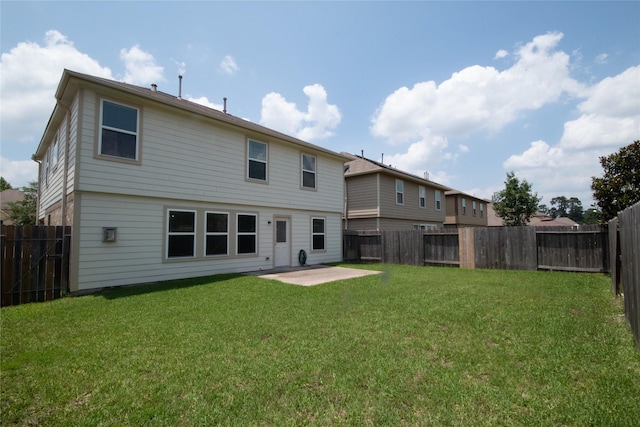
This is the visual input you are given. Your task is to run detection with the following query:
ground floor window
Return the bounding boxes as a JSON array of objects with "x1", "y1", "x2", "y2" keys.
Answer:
[
  {"x1": 206, "y1": 212, "x2": 229, "y2": 256},
  {"x1": 167, "y1": 210, "x2": 196, "y2": 258},
  {"x1": 237, "y1": 213, "x2": 257, "y2": 254},
  {"x1": 312, "y1": 217, "x2": 325, "y2": 251}
]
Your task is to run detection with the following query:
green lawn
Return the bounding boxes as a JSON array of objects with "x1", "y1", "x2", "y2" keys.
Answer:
[{"x1": 2, "y1": 265, "x2": 639, "y2": 426}]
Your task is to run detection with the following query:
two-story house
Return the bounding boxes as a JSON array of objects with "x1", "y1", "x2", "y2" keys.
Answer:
[
  {"x1": 444, "y1": 190, "x2": 489, "y2": 229},
  {"x1": 342, "y1": 154, "x2": 448, "y2": 230},
  {"x1": 33, "y1": 70, "x2": 350, "y2": 292}
]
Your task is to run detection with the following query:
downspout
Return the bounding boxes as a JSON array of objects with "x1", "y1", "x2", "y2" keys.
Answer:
[
  {"x1": 343, "y1": 177, "x2": 348, "y2": 230},
  {"x1": 32, "y1": 156, "x2": 42, "y2": 223}
]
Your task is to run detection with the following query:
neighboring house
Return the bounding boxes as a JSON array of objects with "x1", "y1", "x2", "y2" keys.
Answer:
[
  {"x1": 33, "y1": 69, "x2": 350, "y2": 292},
  {"x1": 528, "y1": 213, "x2": 578, "y2": 227},
  {"x1": 444, "y1": 190, "x2": 489, "y2": 229},
  {"x1": 0, "y1": 189, "x2": 25, "y2": 225},
  {"x1": 342, "y1": 153, "x2": 448, "y2": 230},
  {"x1": 486, "y1": 204, "x2": 578, "y2": 227}
]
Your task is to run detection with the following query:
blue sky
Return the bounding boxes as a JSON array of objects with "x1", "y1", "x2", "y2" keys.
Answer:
[{"x1": 1, "y1": 1, "x2": 639, "y2": 208}]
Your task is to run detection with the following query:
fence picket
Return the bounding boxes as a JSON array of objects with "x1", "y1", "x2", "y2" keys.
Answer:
[{"x1": 1, "y1": 225, "x2": 71, "y2": 307}]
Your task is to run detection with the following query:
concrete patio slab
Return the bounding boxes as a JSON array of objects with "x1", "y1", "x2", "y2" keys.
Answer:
[{"x1": 247, "y1": 265, "x2": 381, "y2": 286}]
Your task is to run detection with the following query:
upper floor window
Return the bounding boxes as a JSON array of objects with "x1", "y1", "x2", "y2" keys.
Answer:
[
  {"x1": 396, "y1": 180, "x2": 404, "y2": 205},
  {"x1": 435, "y1": 190, "x2": 441, "y2": 211},
  {"x1": 462, "y1": 198, "x2": 467, "y2": 215},
  {"x1": 473, "y1": 201, "x2": 477, "y2": 216},
  {"x1": 206, "y1": 212, "x2": 229, "y2": 256},
  {"x1": 301, "y1": 153, "x2": 316, "y2": 189},
  {"x1": 167, "y1": 210, "x2": 196, "y2": 258},
  {"x1": 419, "y1": 186, "x2": 426, "y2": 208},
  {"x1": 100, "y1": 100, "x2": 139, "y2": 160},
  {"x1": 480, "y1": 203, "x2": 485, "y2": 218},
  {"x1": 247, "y1": 140, "x2": 267, "y2": 181}
]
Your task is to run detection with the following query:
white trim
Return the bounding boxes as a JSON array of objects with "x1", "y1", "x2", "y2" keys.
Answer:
[
  {"x1": 236, "y1": 212, "x2": 258, "y2": 255},
  {"x1": 166, "y1": 209, "x2": 197, "y2": 259},
  {"x1": 99, "y1": 98, "x2": 139, "y2": 161},
  {"x1": 204, "y1": 211, "x2": 229, "y2": 257},
  {"x1": 396, "y1": 179, "x2": 404, "y2": 205}
]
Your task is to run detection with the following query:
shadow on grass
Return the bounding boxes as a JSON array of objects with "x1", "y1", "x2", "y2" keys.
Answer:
[{"x1": 95, "y1": 273, "x2": 246, "y2": 300}]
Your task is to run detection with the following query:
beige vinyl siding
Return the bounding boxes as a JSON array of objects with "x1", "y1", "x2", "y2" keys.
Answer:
[
  {"x1": 345, "y1": 174, "x2": 379, "y2": 217},
  {"x1": 378, "y1": 174, "x2": 445, "y2": 223},
  {"x1": 75, "y1": 89, "x2": 343, "y2": 214},
  {"x1": 72, "y1": 193, "x2": 343, "y2": 291},
  {"x1": 444, "y1": 194, "x2": 488, "y2": 227},
  {"x1": 345, "y1": 217, "x2": 379, "y2": 231},
  {"x1": 377, "y1": 218, "x2": 438, "y2": 230},
  {"x1": 37, "y1": 94, "x2": 79, "y2": 220}
]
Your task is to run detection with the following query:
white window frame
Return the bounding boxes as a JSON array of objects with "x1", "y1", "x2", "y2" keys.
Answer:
[
  {"x1": 419, "y1": 186, "x2": 426, "y2": 208},
  {"x1": 312, "y1": 217, "x2": 326, "y2": 251},
  {"x1": 51, "y1": 133, "x2": 59, "y2": 168},
  {"x1": 473, "y1": 201, "x2": 477, "y2": 216},
  {"x1": 99, "y1": 99, "x2": 139, "y2": 161},
  {"x1": 414, "y1": 223, "x2": 438, "y2": 230},
  {"x1": 44, "y1": 148, "x2": 50, "y2": 186},
  {"x1": 462, "y1": 198, "x2": 467, "y2": 215},
  {"x1": 166, "y1": 209, "x2": 196, "y2": 259},
  {"x1": 247, "y1": 139, "x2": 268, "y2": 181},
  {"x1": 396, "y1": 179, "x2": 404, "y2": 205},
  {"x1": 237, "y1": 213, "x2": 258, "y2": 255},
  {"x1": 301, "y1": 153, "x2": 317, "y2": 189},
  {"x1": 205, "y1": 211, "x2": 229, "y2": 257},
  {"x1": 435, "y1": 190, "x2": 441, "y2": 211},
  {"x1": 480, "y1": 203, "x2": 485, "y2": 218}
]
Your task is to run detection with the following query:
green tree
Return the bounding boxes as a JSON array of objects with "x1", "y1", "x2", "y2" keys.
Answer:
[
  {"x1": 0, "y1": 176, "x2": 12, "y2": 191},
  {"x1": 567, "y1": 197, "x2": 584, "y2": 223},
  {"x1": 6, "y1": 181, "x2": 38, "y2": 225},
  {"x1": 492, "y1": 171, "x2": 541, "y2": 226},
  {"x1": 591, "y1": 141, "x2": 640, "y2": 221},
  {"x1": 549, "y1": 196, "x2": 568, "y2": 218},
  {"x1": 583, "y1": 205, "x2": 602, "y2": 225}
]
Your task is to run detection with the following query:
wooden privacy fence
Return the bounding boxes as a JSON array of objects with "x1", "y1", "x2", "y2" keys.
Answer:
[
  {"x1": 344, "y1": 225, "x2": 609, "y2": 273},
  {"x1": 1, "y1": 225, "x2": 71, "y2": 307},
  {"x1": 609, "y1": 202, "x2": 640, "y2": 352}
]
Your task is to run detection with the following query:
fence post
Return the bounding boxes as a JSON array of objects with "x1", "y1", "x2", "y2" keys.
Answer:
[{"x1": 458, "y1": 227, "x2": 475, "y2": 269}]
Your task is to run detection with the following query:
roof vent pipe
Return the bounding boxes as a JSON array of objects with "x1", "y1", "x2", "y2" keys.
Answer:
[
  {"x1": 178, "y1": 75, "x2": 183, "y2": 100},
  {"x1": 381, "y1": 153, "x2": 384, "y2": 163},
  {"x1": 223, "y1": 97, "x2": 227, "y2": 114},
  {"x1": 424, "y1": 172, "x2": 429, "y2": 180},
  {"x1": 151, "y1": 83, "x2": 157, "y2": 92}
]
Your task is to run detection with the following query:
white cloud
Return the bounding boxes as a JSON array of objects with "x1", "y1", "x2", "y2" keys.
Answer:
[
  {"x1": 0, "y1": 30, "x2": 113, "y2": 143},
  {"x1": 172, "y1": 58, "x2": 187, "y2": 75},
  {"x1": 595, "y1": 53, "x2": 608, "y2": 64},
  {"x1": 504, "y1": 65, "x2": 640, "y2": 204},
  {"x1": 0, "y1": 157, "x2": 39, "y2": 188},
  {"x1": 186, "y1": 95, "x2": 224, "y2": 111},
  {"x1": 120, "y1": 45, "x2": 164, "y2": 85},
  {"x1": 219, "y1": 55, "x2": 239, "y2": 75},
  {"x1": 494, "y1": 49, "x2": 508, "y2": 59},
  {"x1": 370, "y1": 32, "x2": 584, "y2": 175},
  {"x1": 260, "y1": 84, "x2": 341, "y2": 141}
]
